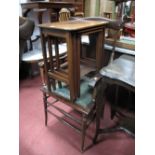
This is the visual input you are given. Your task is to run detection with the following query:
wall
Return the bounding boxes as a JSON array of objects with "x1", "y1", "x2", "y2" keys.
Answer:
[
  {"x1": 84, "y1": 0, "x2": 115, "y2": 18},
  {"x1": 100, "y1": 0, "x2": 115, "y2": 18},
  {"x1": 85, "y1": 0, "x2": 100, "y2": 17}
]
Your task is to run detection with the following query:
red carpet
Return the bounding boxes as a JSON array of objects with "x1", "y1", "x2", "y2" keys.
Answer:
[{"x1": 19, "y1": 76, "x2": 135, "y2": 155}]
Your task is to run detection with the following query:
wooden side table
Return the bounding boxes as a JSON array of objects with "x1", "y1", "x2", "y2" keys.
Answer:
[{"x1": 39, "y1": 19, "x2": 108, "y2": 101}]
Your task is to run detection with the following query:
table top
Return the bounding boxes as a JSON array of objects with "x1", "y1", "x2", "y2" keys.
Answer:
[{"x1": 38, "y1": 19, "x2": 108, "y2": 31}]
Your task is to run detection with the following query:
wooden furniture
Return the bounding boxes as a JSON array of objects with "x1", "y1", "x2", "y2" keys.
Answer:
[
  {"x1": 19, "y1": 16, "x2": 67, "y2": 77},
  {"x1": 21, "y1": 1, "x2": 82, "y2": 23},
  {"x1": 39, "y1": 19, "x2": 108, "y2": 101},
  {"x1": 89, "y1": 54, "x2": 135, "y2": 143},
  {"x1": 38, "y1": 19, "x2": 108, "y2": 151},
  {"x1": 39, "y1": 20, "x2": 107, "y2": 151},
  {"x1": 80, "y1": 17, "x2": 126, "y2": 65},
  {"x1": 59, "y1": 8, "x2": 71, "y2": 21},
  {"x1": 40, "y1": 67, "x2": 105, "y2": 151},
  {"x1": 49, "y1": 0, "x2": 84, "y2": 13},
  {"x1": 84, "y1": 16, "x2": 135, "y2": 142},
  {"x1": 22, "y1": 42, "x2": 67, "y2": 76}
]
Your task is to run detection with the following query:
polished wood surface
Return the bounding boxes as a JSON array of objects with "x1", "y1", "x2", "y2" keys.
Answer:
[
  {"x1": 39, "y1": 19, "x2": 108, "y2": 31},
  {"x1": 39, "y1": 19, "x2": 108, "y2": 101}
]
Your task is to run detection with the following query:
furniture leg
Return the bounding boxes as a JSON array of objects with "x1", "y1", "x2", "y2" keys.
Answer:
[
  {"x1": 43, "y1": 92, "x2": 48, "y2": 126},
  {"x1": 39, "y1": 62, "x2": 46, "y2": 85},
  {"x1": 93, "y1": 78, "x2": 108, "y2": 143},
  {"x1": 81, "y1": 114, "x2": 87, "y2": 152},
  {"x1": 93, "y1": 96, "x2": 106, "y2": 144},
  {"x1": 111, "y1": 85, "x2": 119, "y2": 119},
  {"x1": 93, "y1": 104, "x2": 101, "y2": 144}
]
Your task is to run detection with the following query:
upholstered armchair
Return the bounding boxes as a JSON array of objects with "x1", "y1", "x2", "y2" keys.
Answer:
[{"x1": 19, "y1": 16, "x2": 35, "y2": 68}]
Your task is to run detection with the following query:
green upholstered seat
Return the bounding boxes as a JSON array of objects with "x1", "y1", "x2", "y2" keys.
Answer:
[{"x1": 52, "y1": 77, "x2": 94, "y2": 110}]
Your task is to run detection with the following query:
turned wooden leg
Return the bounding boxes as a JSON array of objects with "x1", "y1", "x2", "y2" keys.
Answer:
[
  {"x1": 81, "y1": 114, "x2": 87, "y2": 152},
  {"x1": 43, "y1": 92, "x2": 48, "y2": 126},
  {"x1": 39, "y1": 63, "x2": 45, "y2": 86}
]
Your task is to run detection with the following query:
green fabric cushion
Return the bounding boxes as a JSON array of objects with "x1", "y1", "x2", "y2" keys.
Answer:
[{"x1": 52, "y1": 77, "x2": 93, "y2": 109}]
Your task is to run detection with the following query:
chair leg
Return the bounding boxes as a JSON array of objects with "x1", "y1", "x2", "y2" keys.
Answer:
[
  {"x1": 93, "y1": 79, "x2": 107, "y2": 144},
  {"x1": 111, "y1": 85, "x2": 119, "y2": 119},
  {"x1": 39, "y1": 63, "x2": 46, "y2": 85},
  {"x1": 81, "y1": 114, "x2": 87, "y2": 152},
  {"x1": 93, "y1": 102, "x2": 101, "y2": 144},
  {"x1": 43, "y1": 92, "x2": 48, "y2": 126}
]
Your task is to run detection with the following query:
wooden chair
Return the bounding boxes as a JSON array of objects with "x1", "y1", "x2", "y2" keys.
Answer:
[
  {"x1": 59, "y1": 7, "x2": 84, "y2": 22},
  {"x1": 59, "y1": 8, "x2": 71, "y2": 22},
  {"x1": 70, "y1": 7, "x2": 84, "y2": 17},
  {"x1": 38, "y1": 30, "x2": 105, "y2": 152},
  {"x1": 38, "y1": 16, "x2": 129, "y2": 151},
  {"x1": 74, "y1": 11, "x2": 84, "y2": 17},
  {"x1": 86, "y1": 18, "x2": 135, "y2": 143},
  {"x1": 92, "y1": 54, "x2": 135, "y2": 143}
]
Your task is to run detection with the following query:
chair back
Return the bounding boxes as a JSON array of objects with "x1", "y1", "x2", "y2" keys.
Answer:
[{"x1": 59, "y1": 8, "x2": 71, "y2": 22}]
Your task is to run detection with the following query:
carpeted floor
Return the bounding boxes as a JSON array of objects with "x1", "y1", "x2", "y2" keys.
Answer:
[{"x1": 19, "y1": 75, "x2": 135, "y2": 155}]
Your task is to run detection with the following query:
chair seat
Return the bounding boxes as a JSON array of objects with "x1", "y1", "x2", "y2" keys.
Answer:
[
  {"x1": 22, "y1": 43, "x2": 67, "y2": 62},
  {"x1": 100, "y1": 54, "x2": 135, "y2": 87},
  {"x1": 43, "y1": 76, "x2": 94, "y2": 113},
  {"x1": 88, "y1": 55, "x2": 135, "y2": 88}
]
